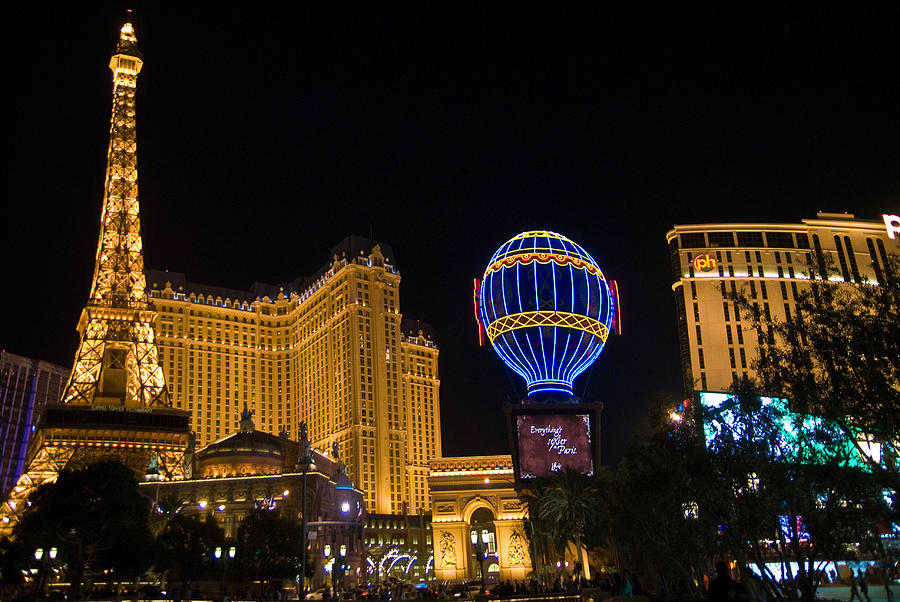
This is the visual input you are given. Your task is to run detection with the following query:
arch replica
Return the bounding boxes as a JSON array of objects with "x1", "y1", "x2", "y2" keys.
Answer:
[{"x1": 428, "y1": 456, "x2": 531, "y2": 583}]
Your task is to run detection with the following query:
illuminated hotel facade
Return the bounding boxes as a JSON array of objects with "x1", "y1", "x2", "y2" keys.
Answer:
[
  {"x1": 146, "y1": 237, "x2": 441, "y2": 514},
  {"x1": 0, "y1": 352, "x2": 68, "y2": 498},
  {"x1": 667, "y1": 212, "x2": 899, "y2": 394}
]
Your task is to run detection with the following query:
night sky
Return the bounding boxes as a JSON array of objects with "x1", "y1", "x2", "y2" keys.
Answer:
[{"x1": 3, "y1": 4, "x2": 898, "y2": 464}]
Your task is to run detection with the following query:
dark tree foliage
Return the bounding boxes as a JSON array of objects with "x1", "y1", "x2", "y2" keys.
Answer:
[
  {"x1": 11, "y1": 461, "x2": 155, "y2": 599},
  {"x1": 520, "y1": 468, "x2": 607, "y2": 586},
  {"x1": 535, "y1": 468, "x2": 602, "y2": 576},
  {"x1": 609, "y1": 398, "x2": 717, "y2": 596},
  {"x1": 701, "y1": 380, "x2": 892, "y2": 602},
  {"x1": 729, "y1": 255, "x2": 900, "y2": 488},
  {"x1": 148, "y1": 493, "x2": 191, "y2": 536},
  {"x1": 233, "y1": 509, "x2": 302, "y2": 584},
  {"x1": 0, "y1": 537, "x2": 27, "y2": 590},
  {"x1": 154, "y1": 513, "x2": 223, "y2": 597}
]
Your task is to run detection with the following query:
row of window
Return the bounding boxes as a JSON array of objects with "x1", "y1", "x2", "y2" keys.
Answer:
[{"x1": 680, "y1": 230, "x2": 811, "y2": 250}]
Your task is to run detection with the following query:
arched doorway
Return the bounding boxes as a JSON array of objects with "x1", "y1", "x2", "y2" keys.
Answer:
[{"x1": 468, "y1": 507, "x2": 497, "y2": 586}]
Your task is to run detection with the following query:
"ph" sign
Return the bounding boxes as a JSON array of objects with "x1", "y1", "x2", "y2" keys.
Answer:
[
  {"x1": 884, "y1": 214, "x2": 900, "y2": 240},
  {"x1": 693, "y1": 253, "x2": 718, "y2": 273}
]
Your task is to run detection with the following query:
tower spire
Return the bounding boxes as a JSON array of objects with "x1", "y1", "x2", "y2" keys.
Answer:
[
  {"x1": 60, "y1": 18, "x2": 169, "y2": 408},
  {"x1": 90, "y1": 19, "x2": 144, "y2": 306}
]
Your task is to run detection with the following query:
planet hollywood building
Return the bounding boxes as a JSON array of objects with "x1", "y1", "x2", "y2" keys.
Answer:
[{"x1": 666, "y1": 212, "x2": 899, "y2": 395}]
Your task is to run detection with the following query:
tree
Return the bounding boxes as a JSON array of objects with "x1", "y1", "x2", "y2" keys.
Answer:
[
  {"x1": 728, "y1": 255, "x2": 900, "y2": 488},
  {"x1": 700, "y1": 381, "x2": 891, "y2": 602},
  {"x1": 609, "y1": 398, "x2": 717, "y2": 596},
  {"x1": 520, "y1": 479, "x2": 562, "y2": 587},
  {"x1": 233, "y1": 509, "x2": 302, "y2": 590},
  {"x1": 148, "y1": 492, "x2": 190, "y2": 536},
  {"x1": 11, "y1": 460, "x2": 156, "y2": 599},
  {"x1": 155, "y1": 513, "x2": 223, "y2": 598},
  {"x1": 532, "y1": 468, "x2": 602, "y2": 581}
]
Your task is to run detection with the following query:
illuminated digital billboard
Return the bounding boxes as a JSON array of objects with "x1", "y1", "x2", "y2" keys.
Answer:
[
  {"x1": 505, "y1": 402, "x2": 602, "y2": 482},
  {"x1": 698, "y1": 391, "x2": 875, "y2": 470},
  {"x1": 516, "y1": 413, "x2": 594, "y2": 478}
]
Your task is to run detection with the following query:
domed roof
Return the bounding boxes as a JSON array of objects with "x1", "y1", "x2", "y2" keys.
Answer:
[
  {"x1": 199, "y1": 429, "x2": 286, "y2": 458},
  {"x1": 333, "y1": 471, "x2": 353, "y2": 490},
  {"x1": 195, "y1": 429, "x2": 293, "y2": 478}
]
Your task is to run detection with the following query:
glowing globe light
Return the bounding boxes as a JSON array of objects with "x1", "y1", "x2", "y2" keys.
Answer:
[{"x1": 478, "y1": 230, "x2": 616, "y2": 398}]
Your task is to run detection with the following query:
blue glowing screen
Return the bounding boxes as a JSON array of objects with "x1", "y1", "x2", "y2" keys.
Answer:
[{"x1": 699, "y1": 391, "x2": 874, "y2": 470}]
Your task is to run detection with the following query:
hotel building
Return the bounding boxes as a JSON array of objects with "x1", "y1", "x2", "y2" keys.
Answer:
[
  {"x1": 146, "y1": 236, "x2": 441, "y2": 514},
  {"x1": 0, "y1": 352, "x2": 68, "y2": 498},
  {"x1": 666, "y1": 212, "x2": 899, "y2": 394}
]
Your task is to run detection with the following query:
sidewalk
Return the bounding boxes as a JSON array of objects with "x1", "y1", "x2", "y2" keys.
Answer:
[{"x1": 816, "y1": 585, "x2": 899, "y2": 601}]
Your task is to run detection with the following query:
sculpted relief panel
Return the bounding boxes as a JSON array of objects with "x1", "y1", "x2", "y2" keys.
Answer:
[{"x1": 437, "y1": 531, "x2": 457, "y2": 567}]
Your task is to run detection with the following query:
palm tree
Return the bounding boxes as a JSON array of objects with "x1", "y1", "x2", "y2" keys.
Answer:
[{"x1": 536, "y1": 468, "x2": 601, "y2": 580}]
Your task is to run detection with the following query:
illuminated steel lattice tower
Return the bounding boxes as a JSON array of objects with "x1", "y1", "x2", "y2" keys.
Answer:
[
  {"x1": 0, "y1": 21, "x2": 190, "y2": 537},
  {"x1": 62, "y1": 22, "x2": 170, "y2": 409}
]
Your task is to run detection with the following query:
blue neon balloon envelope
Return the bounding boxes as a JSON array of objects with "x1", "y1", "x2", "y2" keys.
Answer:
[{"x1": 478, "y1": 231, "x2": 614, "y2": 398}]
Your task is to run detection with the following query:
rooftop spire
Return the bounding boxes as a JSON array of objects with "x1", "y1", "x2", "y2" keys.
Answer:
[{"x1": 116, "y1": 11, "x2": 141, "y2": 58}]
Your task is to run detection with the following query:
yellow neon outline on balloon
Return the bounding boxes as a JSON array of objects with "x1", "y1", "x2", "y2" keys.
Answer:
[
  {"x1": 486, "y1": 311, "x2": 610, "y2": 344},
  {"x1": 490, "y1": 230, "x2": 593, "y2": 261},
  {"x1": 485, "y1": 252, "x2": 605, "y2": 278},
  {"x1": 491, "y1": 246, "x2": 595, "y2": 264}
]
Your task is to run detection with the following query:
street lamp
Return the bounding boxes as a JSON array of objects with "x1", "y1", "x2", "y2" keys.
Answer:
[
  {"x1": 470, "y1": 530, "x2": 489, "y2": 593},
  {"x1": 213, "y1": 545, "x2": 236, "y2": 602},
  {"x1": 332, "y1": 544, "x2": 347, "y2": 594},
  {"x1": 297, "y1": 435, "x2": 316, "y2": 600},
  {"x1": 33, "y1": 547, "x2": 58, "y2": 602}
]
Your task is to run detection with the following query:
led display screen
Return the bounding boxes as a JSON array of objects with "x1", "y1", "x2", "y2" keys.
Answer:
[
  {"x1": 516, "y1": 413, "x2": 594, "y2": 478},
  {"x1": 698, "y1": 391, "x2": 874, "y2": 470}
]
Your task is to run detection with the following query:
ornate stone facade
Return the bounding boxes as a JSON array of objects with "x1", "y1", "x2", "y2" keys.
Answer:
[
  {"x1": 428, "y1": 455, "x2": 531, "y2": 583},
  {"x1": 142, "y1": 423, "x2": 366, "y2": 591}
]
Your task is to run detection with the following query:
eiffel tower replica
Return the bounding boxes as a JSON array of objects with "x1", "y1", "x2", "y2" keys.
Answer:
[{"x1": 0, "y1": 19, "x2": 190, "y2": 537}]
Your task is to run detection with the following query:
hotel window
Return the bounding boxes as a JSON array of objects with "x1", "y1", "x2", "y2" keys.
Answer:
[
  {"x1": 844, "y1": 236, "x2": 862, "y2": 282},
  {"x1": 834, "y1": 236, "x2": 852, "y2": 282},
  {"x1": 708, "y1": 232, "x2": 735, "y2": 247},
  {"x1": 737, "y1": 232, "x2": 764, "y2": 247},
  {"x1": 680, "y1": 233, "x2": 706, "y2": 248},
  {"x1": 812, "y1": 235, "x2": 826, "y2": 279},
  {"x1": 866, "y1": 238, "x2": 885, "y2": 284},
  {"x1": 765, "y1": 232, "x2": 795, "y2": 248}
]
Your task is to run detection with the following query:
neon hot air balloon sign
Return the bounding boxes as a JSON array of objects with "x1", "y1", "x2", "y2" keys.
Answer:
[{"x1": 476, "y1": 230, "x2": 620, "y2": 400}]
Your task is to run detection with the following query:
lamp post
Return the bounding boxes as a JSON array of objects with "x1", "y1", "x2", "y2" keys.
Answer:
[
  {"x1": 297, "y1": 436, "x2": 316, "y2": 600},
  {"x1": 470, "y1": 531, "x2": 489, "y2": 593},
  {"x1": 33, "y1": 547, "x2": 57, "y2": 602},
  {"x1": 214, "y1": 545, "x2": 236, "y2": 602},
  {"x1": 332, "y1": 544, "x2": 347, "y2": 594}
]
